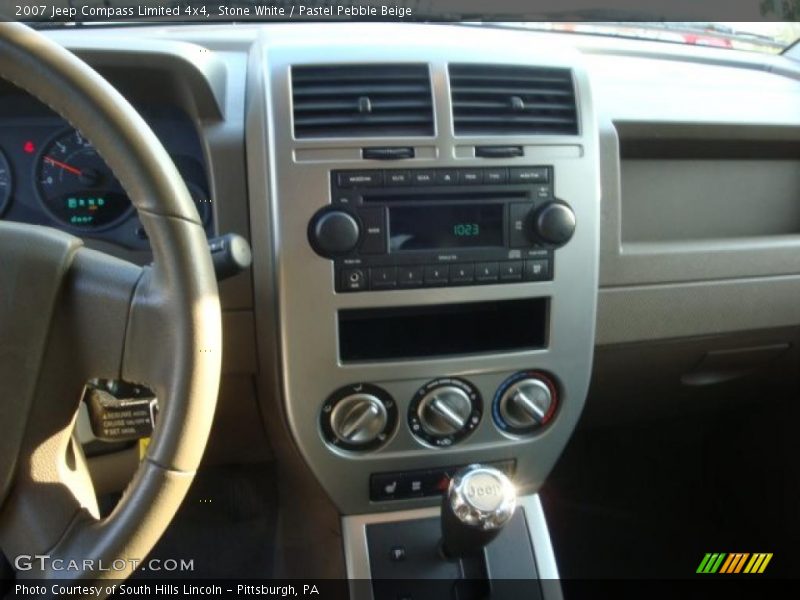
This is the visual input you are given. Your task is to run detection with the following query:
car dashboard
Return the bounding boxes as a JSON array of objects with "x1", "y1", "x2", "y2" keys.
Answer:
[{"x1": 2, "y1": 20, "x2": 800, "y2": 587}]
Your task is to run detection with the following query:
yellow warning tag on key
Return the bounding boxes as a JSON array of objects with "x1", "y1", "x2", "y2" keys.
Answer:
[{"x1": 138, "y1": 437, "x2": 151, "y2": 460}]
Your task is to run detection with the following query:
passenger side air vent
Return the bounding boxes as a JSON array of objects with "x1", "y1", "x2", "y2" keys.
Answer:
[
  {"x1": 449, "y1": 64, "x2": 578, "y2": 136},
  {"x1": 292, "y1": 64, "x2": 434, "y2": 138}
]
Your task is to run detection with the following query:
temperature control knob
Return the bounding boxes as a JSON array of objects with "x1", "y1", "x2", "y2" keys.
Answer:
[
  {"x1": 494, "y1": 371, "x2": 558, "y2": 435},
  {"x1": 321, "y1": 383, "x2": 397, "y2": 451},
  {"x1": 531, "y1": 201, "x2": 575, "y2": 247},
  {"x1": 308, "y1": 208, "x2": 360, "y2": 258},
  {"x1": 409, "y1": 378, "x2": 482, "y2": 447}
]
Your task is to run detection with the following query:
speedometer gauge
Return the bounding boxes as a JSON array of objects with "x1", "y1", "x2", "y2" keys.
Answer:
[
  {"x1": 0, "y1": 149, "x2": 11, "y2": 216},
  {"x1": 36, "y1": 129, "x2": 132, "y2": 230}
]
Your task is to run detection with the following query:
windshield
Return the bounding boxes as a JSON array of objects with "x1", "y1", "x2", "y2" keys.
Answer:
[{"x1": 490, "y1": 22, "x2": 800, "y2": 54}]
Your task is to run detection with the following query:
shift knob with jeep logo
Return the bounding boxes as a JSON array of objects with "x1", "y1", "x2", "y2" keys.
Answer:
[{"x1": 440, "y1": 464, "x2": 517, "y2": 558}]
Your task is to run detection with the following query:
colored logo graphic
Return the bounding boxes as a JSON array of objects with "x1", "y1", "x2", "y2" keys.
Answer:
[{"x1": 696, "y1": 553, "x2": 773, "y2": 574}]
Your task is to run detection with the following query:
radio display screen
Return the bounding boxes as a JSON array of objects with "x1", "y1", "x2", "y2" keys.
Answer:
[{"x1": 388, "y1": 204, "x2": 504, "y2": 252}]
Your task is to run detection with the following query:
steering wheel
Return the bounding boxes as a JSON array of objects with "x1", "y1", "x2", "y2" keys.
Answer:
[{"x1": 0, "y1": 22, "x2": 221, "y2": 581}]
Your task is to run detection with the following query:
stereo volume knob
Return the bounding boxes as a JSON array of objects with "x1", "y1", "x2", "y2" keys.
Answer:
[
  {"x1": 321, "y1": 383, "x2": 397, "y2": 452},
  {"x1": 532, "y1": 201, "x2": 575, "y2": 247},
  {"x1": 308, "y1": 208, "x2": 360, "y2": 258},
  {"x1": 494, "y1": 371, "x2": 558, "y2": 435},
  {"x1": 409, "y1": 378, "x2": 482, "y2": 447}
]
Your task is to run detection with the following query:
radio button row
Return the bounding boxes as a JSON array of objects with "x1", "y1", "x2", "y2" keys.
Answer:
[
  {"x1": 337, "y1": 167, "x2": 551, "y2": 189},
  {"x1": 343, "y1": 259, "x2": 551, "y2": 292}
]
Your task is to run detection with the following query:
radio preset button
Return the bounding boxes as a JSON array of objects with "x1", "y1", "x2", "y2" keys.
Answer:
[
  {"x1": 475, "y1": 262, "x2": 499, "y2": 283},
  {"x1": 371, "y1": 267, "x2": 397, "y2": 289},
  {"x1": 524, "y1": 259, "x2": 551, "y2": 281},
  {"x1": 424, "y1": 265, "x2": 449, "y2": 286},
  {"x1": 450, "y1": 264, "x2": 475, "y2": 284},
  {"x1": 509, "y1": 167, "x2": 549, "y2": 184},
  {"x1": 337, "y1": 171, "x2": 384, "y2": 187},
  {"x1": 499, "y1": 261, "x2": 523, "y2": 281},
  {"x1": 358, "y1": 207, "x2": 387, "y2": 255},
  {"x1": 483, "y1": 168, "x2": 508, "y2": 184},
  {"x1": 398, "y1": 266, "x2": 424, "y2": 287},
  {"x1": 435, "y1": 169, "x2": 458, "y2": 185},
  {"x1": 385, "y1": 170, "x2": 412, "y2": 186},
  {"x1": 412, "y1": 170, "x2": 436, "y2": 185},
  {"x1": 458, "y1": 169, "x2": 483, "y2": 185}
]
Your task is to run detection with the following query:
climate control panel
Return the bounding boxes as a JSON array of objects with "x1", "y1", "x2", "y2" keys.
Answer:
[{"x1": 319, "y1": 372, "x2": 559, "y2": 454}]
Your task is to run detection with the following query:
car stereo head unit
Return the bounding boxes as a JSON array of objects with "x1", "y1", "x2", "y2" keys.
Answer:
[{"x1": 308, "y1": 166, "x2": 576, "y2": 293}]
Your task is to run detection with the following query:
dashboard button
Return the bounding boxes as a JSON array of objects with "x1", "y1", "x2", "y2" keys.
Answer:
[
  {"x1": 483, "y1": 168, "x2": 508, "y2": 184},
  {"x1": 337, "y1": 171, "x2": 383, "y2": 187},
  {"x1": 475, "y1": 262, "x2": 499, "y2": 283},
  {"x1": 509, "y1": 203, "x2": 533, "y2": 248},
  {"x1": 385, "y1": 170, "x2": 412, "y2": 186},
  {"x1": 341, "y1": 268, "x2": 367, "y2": 291},
  {"x1": 411, "y1": 170, "x2": 436, "y2": 186},
  {"x1": 358, "y1": 207, "x2": 386, "y2": 255},
  {"x1": 524, "y1": 259, "x2": 551, "y2": 281},
  {"x1": 499, "y1": 261, "x2": 523, "y2": 281},
  {"x1": 398, "y1": 265, "x2": 424, "y2": 287},
  {"x1": 458, "y1": 169, "x2": 483, "y2": 185},
  {"x1": 509, "y1": 167, "x2": 549, "y2": 184},
  {"x1": 371, "y1": 267, "x2": 397, "y2": 289},
  {"x1": 424, "y1": 264, "x2": 449, "y2": 286},
  {"x1": 435, "y1": 169, "x2": 458, "y2": 185},
  {"x1": 449, "y1": 264, "x2": 475, "y2": 284},
  {"x1": 370, "y1": 473, "x2": 402, "y2": 501}
]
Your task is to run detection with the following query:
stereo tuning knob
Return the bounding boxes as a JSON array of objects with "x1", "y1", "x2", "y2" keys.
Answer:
[
  {"x1": 321, "y1": 383, "x2": 397, "y2": 452},
  {"x1": 308, "y1": 208, "x2": 361, "y2": 258},
  {"x1": 409, "y1": 378, "x2": 482, "y2": 447},
  {"x1": 532, "y1": 201, "x2": 575, "y2": 247},
  {"x1": 494, "y1": 371, "x2": 558, "y2": 436}
]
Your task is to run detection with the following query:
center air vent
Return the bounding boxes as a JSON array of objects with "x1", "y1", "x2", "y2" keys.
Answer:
[
  {"x1": 292, "y1": 64, "x2": 434, "y2": 139},
  {"x1": 449, "y1": 64, "x2": 578, "y2": 136}
]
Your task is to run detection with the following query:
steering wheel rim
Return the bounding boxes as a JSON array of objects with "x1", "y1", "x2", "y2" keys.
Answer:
[{"x1": 0, "y1": 21, "x2": 221, "y2": 581}]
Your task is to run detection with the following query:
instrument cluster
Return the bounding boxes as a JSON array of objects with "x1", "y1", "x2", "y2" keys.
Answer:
[{"x1": 0, "y1": 94, "x2": 213, "y2": 248}]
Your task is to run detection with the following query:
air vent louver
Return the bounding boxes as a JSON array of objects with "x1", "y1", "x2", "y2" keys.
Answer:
[
  {"x1": 449, "y1": 64, "x2": 578, "y2": 136},
  {"x1": 292, "y1": 64, "x2": 434, "y2": 139}
]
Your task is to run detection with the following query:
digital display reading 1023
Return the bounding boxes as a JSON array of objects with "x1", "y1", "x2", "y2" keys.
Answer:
[{"x1": 389, "y1": 204, "x2": 504, "y2": 252}]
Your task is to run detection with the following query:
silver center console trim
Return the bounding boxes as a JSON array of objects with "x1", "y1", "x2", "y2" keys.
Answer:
[
  {"x1": 253, "y1": 23, "x2": 601, "y2": 514},
  {"x1": 342, "y1": 494, "x2": 563, "y2": 600}
]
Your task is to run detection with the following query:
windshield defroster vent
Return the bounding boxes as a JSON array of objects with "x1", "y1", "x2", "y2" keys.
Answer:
[
  {"x1": 292, "y1": 64, "x2": 434, "y2": 139},
  {"x1": 449, "y1": 64, "x2": 578, "y2": 136}
]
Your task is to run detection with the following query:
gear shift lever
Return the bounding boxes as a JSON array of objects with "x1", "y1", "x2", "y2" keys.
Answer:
[{"x1": 440, "y1": 464, "x2": 517, "y2": 559}]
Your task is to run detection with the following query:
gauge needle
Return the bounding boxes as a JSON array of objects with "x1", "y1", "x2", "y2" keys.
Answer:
[{"x1": 44, "y1": 155, "x2": 83, "y2": 176}]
